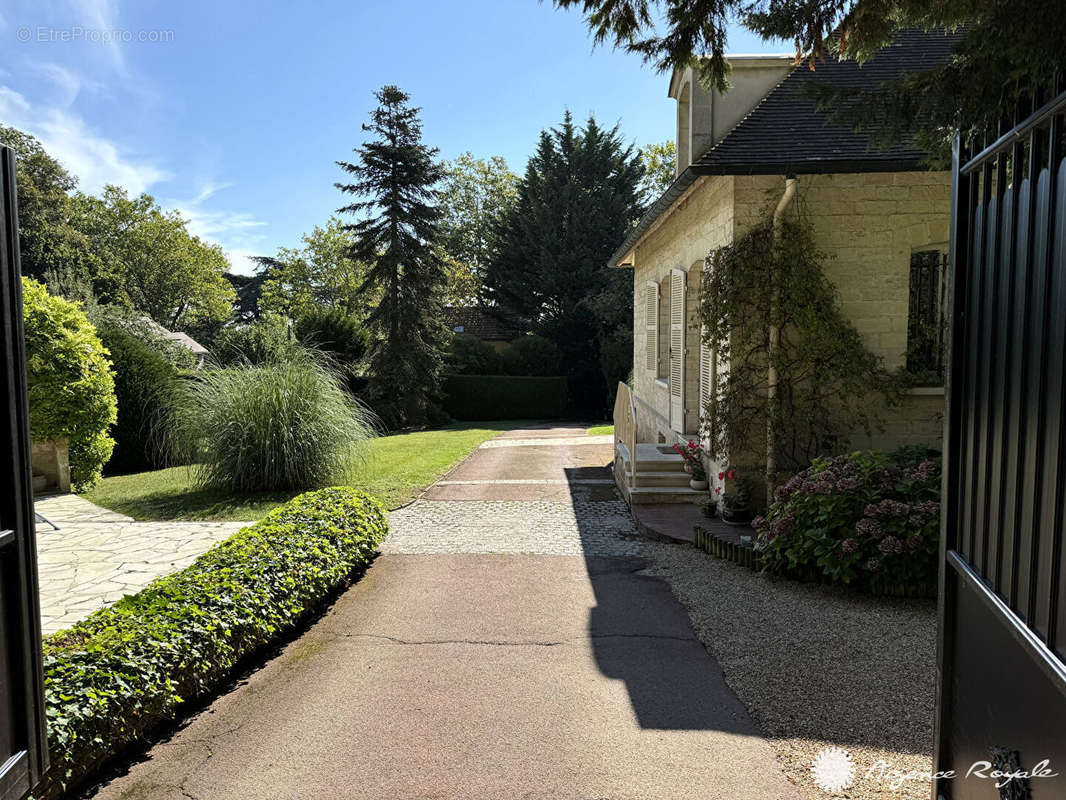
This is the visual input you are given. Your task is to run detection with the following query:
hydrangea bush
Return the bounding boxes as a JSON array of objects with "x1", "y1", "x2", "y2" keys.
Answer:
[{"x1": 753, "y1": 446, "x2": 941, "y2": 593}]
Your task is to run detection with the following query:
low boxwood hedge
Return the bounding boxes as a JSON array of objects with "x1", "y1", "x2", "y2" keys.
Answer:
[
  {"x1": 37, "y1": 487, "x2": 388, "y2": 799},
  {"x1": 442, "y1": 374, "x2": 568, "y2": 420}
]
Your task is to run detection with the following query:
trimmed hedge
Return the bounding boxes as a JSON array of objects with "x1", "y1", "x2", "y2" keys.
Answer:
[
  {"x1": 97, "y1": 325, "x2": 178, "y2": 474},
  {"x1": 38, "y1": 487, "x2": 388, "y2": 799},
  {"x1": 442, "y1": 374, "x2": 568, "y2": 420}
]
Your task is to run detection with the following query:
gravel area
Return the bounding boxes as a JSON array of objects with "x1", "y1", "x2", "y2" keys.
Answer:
[
  {"x1": 385, "y1": 497, "x2": 644, "y2": 556},
  {"x1": 641, "y1": 540, "x2": 937, "y2": 800}
]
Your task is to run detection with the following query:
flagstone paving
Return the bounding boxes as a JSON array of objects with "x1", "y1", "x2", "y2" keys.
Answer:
[{"x1": 34, "y1": 494, "x2": 246, "y2": 634}]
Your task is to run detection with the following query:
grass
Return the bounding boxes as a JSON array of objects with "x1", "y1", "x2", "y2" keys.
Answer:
[
  {"x1": 83, "y1": 422, "x2": 523, "y2": 521},
  {"x1": 587, "y1": 423, "x2": 613, "y2": 436}
]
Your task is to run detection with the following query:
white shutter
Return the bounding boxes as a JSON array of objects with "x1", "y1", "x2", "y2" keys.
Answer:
[
  {"x1": 669, "y1": 268, "x2": 686, "y2": 430},
  {"x1": 699, "y1": 334, "x2": 713, "y2": 416},
  {"x1": 645, "y1": 281, "x2": 659, "y2": 371}
]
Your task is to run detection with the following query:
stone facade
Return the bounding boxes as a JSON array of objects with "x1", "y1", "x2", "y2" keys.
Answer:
[{"x1": 626, "y1": 170, "x2": 950, "y2": 462}]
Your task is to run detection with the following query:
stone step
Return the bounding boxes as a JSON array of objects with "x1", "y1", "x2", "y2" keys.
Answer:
[
  {"x1": 633, "y1": 471, "x2": 692, "y2": 487},
  {"x1": 628, "y1": 486, "x2": 707, "y2": 505}
]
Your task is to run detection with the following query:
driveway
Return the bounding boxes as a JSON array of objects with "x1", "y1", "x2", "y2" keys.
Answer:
[{"x1": 90, "y1": 423, "x2": 798, "y2": 800}]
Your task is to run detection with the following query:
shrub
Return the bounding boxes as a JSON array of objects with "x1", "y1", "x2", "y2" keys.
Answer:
[
  {"x1": 170, "y1": 348, "x2": 378, "y2": 491},
  {"x1": 293, "y1": 307, "x2": 370, "y2": 367},
  {"x1": 500, "y1": 334, "x2": 561, "y2": 376},
  {"x1": 211, "y1": 313, "x2": 299, "y2": 366},
  {"x1": 21, "y1": 277, "x2": 117, "y2": 489},
  {"x1": 753, "y1": 446, "x2": 941, "y2": 594},
  {"x1": 38, "y1": 487, "x2": 388, "y2": 800},
  {"x1": 85, "y1": 303, "x2": 197, "y2": 369},
  {"x1": 443, "y1": 374, "x2": 567, "y2": 420},
  {"x1": 95, "y1": 326, "x2": 177, "y2": 474},
  {"x1": 446, "y1": 333, "x2": 502, "y2": 375}
]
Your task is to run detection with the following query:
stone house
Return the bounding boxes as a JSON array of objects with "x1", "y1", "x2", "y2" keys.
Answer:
[{"x1": 611, "y1": 29, "x2": 956, "y2": 504}]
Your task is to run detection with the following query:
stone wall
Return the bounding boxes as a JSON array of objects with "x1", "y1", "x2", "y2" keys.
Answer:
[
  {"x1": 629, "y1": 175, "x2": 734, "y2": 444},
  {"x1": 626, "y1": 169, "x2": 950, "y2": 457}
]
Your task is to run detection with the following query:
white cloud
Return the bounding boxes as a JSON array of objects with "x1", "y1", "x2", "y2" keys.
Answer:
[
  {"x1": 170, "y1": 183, "x2": 270, "y2": 276},
  {"x1": 0, "y1": 84, "x2": 170, "y2": 194},
  {"x1": 68, "y1": 0, "x2": 125, "y2": 75}
]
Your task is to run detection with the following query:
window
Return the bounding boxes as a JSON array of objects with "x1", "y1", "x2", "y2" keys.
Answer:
[{"x1": 906, "y1": 249, "x2": 948, "y2": 383}]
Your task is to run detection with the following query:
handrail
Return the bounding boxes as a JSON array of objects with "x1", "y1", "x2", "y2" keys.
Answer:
[{"x1": 613, "y1": 381, "x2": 638, "y2": 490}]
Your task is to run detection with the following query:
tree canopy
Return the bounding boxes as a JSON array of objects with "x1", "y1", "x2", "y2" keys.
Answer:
[
  {"x1": 71, "y1": 186, "x2": 234, "y2": 330},
  {"x1": 555, "y1": 0, "x2": 1066, "y2": 154},
  {"x1": 437, "y1": 153, "x2": 519, "y2": 305},
  {"x1": 638, "y1": 140, "x2": 677, "y2": 203},
  {"x1": 484, "y1": 112, "x2": 644, "y2": 416},
  {"x1": 0, "y1": 125, "x2": 94, "y2": 290},
  {"x1": 337, "y1": 85, "x2": 448, "y2": 427},
  {"x1": 258, "y1": 216, "x2": 371, "y2": 320}
]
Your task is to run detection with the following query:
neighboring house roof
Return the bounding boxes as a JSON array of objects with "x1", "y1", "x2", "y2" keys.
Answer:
[
  {"x1": 165, "y1": 331, "x2": 209, "y2": 356},
  {"x1": 443, "y1": 306, "x2": 521, "y2": 342},
  {"x1": 140, "y1": 316, "x2": 210, "y2": 356},
  {"x1": 611, "y1": 28, "x2": 962, "y2": 267}
]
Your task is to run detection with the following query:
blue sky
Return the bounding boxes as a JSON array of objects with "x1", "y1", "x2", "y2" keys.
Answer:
[{"x1": 0, "y1": 1, "x2": 785, "y2": 274}]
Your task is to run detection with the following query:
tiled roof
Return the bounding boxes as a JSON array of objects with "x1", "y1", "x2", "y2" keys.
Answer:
[
  {"x1": 694, "y1": 28, "x2": 963, "y2": 175},
  {"x1": 443, "y1": 306, "x2": 521, "y2": 341},
  {"x1": 610, "y1": 28, "x2": 963, "y2": 267}
]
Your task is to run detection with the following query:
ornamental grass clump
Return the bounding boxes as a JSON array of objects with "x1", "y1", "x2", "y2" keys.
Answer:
[
  {"x1": 753, "y1": 447, "x2": 941, "y2": 594},
  {"x1": 170, "y1": 347, "x2": 378, "y2": 491}
]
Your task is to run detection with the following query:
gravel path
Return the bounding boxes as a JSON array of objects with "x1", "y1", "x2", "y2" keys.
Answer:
[{"x1": 641, "y1": 540, "x2": 937, "y2": 800}]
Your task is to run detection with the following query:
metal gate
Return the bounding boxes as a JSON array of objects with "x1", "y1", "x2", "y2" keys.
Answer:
[
  {"x1": 935, "y1": 85, "x2": 1066, "y2": 798},
  {"x1": 0, "y1": 146, "x2": 48, "y2": 800}
]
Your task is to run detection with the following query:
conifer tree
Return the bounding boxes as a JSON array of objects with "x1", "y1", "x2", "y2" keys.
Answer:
[
  {"x1": 483, "y1": 112, "x2": 643, "y2": 417},
  {"x1": 337, "y1": 85, "x2": 447, "y2": 427}
]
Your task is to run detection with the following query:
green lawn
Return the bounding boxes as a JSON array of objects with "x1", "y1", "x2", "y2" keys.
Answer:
[
  {"x1": 587, "y1": 423, "x2": 613, "y2": 436},
  {"x1": 83, "y1": 422, "x2": 521, "y2": 521}
]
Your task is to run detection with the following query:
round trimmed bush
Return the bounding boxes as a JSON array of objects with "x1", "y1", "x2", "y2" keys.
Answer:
[
  {"x1": 96, "y1": 325, "x2": 177, "y2": 474},
  {"x1": 212, "y1": 313, "x2": 299, "y2": 366},
  {"x1": 754, "y1": 446, "x2": 941, "y2": 594},
  {"x1": 293, "y1": 307, "x2": 370, "y2": 366},
  {"x1": 22, "y1": 277, "x2": 117, "y2": 489},
  {"x1": 170, "y1": 348, "x2": 378, "y2": 491},
  {"x1": 501, "y1": 334, "x2": 561, "y2": 376},
  {"x1": 446, "y1": 333, "x2": 502, "y2": 375}
]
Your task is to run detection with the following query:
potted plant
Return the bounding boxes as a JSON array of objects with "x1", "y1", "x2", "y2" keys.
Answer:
[
  {"x1": 718, "y1": 470, "x2": 754, "y2": 525},
  {"x1": 673, "y1": 439, "x2": 709, "y2": 490}
]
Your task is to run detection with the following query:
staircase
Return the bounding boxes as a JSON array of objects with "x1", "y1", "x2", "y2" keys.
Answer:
[
  {"x1": 617, "y1": 443, "x2": 706, "y2": 505},
  {"x1": 612, "y1": 382, "x2": 705, "y2": 505}
]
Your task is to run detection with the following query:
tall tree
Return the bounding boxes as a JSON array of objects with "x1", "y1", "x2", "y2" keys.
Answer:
[
  {"x1": 438, "y1": 153, "x2": 519, "y2": 305},
  {"x1": 337, "y1": 85, "x2": 448, "y2": 427},
  {"x1": 71, "y1": 186, "x2": 234, "y2": 331},
  {"x1": 638, "y1": 140, "x2": 677, "y2": 203},
  {"x1": 258, "y1": 217, "x2": 372, "y2": 320},
  {"x1": 483, "y1": 113, "x2": 644, "y2": 417},
  {"x1": 554, "y1": 0, "x2": 1066, "y2": 157},
  {"x1": 0, "y1": 125, "x2": 94, "y2": 292}
]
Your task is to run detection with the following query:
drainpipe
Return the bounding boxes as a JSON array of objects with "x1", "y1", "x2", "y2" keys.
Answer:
[{"x1": 766, "y1": 176, "x2": 797, "y2": 504}]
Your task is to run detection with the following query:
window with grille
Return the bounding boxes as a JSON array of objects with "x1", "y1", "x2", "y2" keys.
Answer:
[{"x1": 906, "y1": 249, "x2": 948, "y2": 383}]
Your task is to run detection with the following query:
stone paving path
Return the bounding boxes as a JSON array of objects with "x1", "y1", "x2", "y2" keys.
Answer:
[{"x1": 35, "y1": 494, "x2": 246, "y2": 634}]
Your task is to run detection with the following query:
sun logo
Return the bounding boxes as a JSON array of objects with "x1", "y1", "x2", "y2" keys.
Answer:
[{"x1": 810, "y1": 746, "x2": 856, "y2": 793}]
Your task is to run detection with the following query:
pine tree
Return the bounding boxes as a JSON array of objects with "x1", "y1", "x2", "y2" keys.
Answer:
[
  {"x1": 483, "y1": 112, "x2": 643, "y2": 417},
  {"x1": 337, "y1": 85, "x2": 447, "y2": 427}
]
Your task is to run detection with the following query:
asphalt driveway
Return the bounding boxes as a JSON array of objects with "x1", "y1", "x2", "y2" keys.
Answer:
[{"x1": 90, "y1": 423, "x2": 797, "y2": 800}]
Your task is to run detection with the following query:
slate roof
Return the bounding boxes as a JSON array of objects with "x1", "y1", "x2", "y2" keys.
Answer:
[
  {"x1": 443, "y1": 306, "x2": 522, "y2": 342},
  {"x1": 611, "y1": 28, "x2": 963, "y2": 267}
]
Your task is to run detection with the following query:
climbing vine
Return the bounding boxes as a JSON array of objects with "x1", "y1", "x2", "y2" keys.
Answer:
[{"x1": 699, "y1": 206, "x2": 904, "y2": 482}]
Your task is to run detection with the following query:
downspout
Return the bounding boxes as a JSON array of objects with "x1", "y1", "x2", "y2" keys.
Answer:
[{"x1": 766, "y1": 175, "x2": 797, "y2": 505}]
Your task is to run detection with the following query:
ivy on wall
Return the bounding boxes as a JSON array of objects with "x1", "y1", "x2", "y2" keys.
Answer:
[{"x1": 698, "y1": 206, "x2": 904, "y2": 481}]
